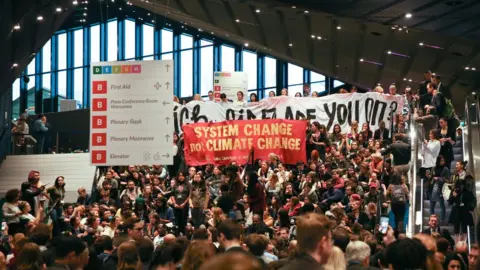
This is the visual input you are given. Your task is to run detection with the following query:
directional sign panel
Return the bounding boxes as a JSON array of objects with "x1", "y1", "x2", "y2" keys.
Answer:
[
  {"x1": 213, "y1": 72, "x2": 248, "y2": 102},
  {"x1": 90, "y1": 60, "x2": 174, "y2": 165}
]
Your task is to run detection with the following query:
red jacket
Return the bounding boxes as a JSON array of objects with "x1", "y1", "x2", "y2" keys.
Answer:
[
  {"x1": 248, "y1": 182, "x2": 266, "y2": 214},
  {"x1": 283, "y1": 202, "x2": 302, "y2": 217}
]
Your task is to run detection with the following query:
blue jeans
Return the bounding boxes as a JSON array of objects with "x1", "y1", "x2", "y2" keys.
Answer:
[
  {"x1": 50, "y1": 207, "x2": 63, "y2": 237},
  {"x1": 430, "y1": 198, "x2": 445, "y2": 222}
]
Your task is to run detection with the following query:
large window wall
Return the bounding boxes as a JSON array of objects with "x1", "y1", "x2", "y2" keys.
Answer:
[{"x1": 11, "y1": 17, "x2": 342, "y2": 119}]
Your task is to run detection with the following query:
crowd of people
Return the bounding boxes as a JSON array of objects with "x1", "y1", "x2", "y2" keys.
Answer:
[{"x1": 0, "y1": 73, "x2": 478, "y2": 270}]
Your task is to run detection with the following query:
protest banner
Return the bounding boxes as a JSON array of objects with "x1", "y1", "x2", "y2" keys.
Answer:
[
  {"x1": 183, "y1": 119, "x2": 307, "y2": 166},
  {"x1": 174, "y1": 92, "x2": 403, "y2": 134}
]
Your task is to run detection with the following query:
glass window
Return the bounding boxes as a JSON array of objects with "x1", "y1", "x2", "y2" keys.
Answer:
[
  {"x1": 42, "y1": 73, "x2": 51, "y2": 93},
  {"x1": 243, "y1": 51, "x2": 257, "y2": 90},
  {"x1": 265, "y1": 57, "x2": 276, "y2": 88},
  {"x1": 161, "y1": 29, "x2": 173, "y2": 53},
  {"x1": 74, "y1": 69, "x2": 83, "y2": 108},
  {"x1": 90, "y1": 25, "x2": 100, "y2": 63},
  {"x1": 43, "y1": 39, "x2": 51, "y2": 72},
  {"x1": 287, "y1": 85, "x2": 303, "y2": 97},
  {"x1": 58, "y1": 71, "x2": 67, "y2": 97},
  {"x1": 221, "y1": 45, "x2": 235, "y2": 72},
  {"x1": 162, "y1": 53, "x2": 173, "y2": 60},
  {"x1": 180, "y1": 50, "x2": 193, "y2": 97},
  {"x1": 288, "y1": 63, "x2": 303, "y2": 85},
  {"x1": 74, "y1": 29, "x2": 84, "y2": 67},
  {"x1": 334, "y1": 80, "x2": 345, "y2": 88},
  {"x1": 125, "y1": 19, "x2": 136, "y2": 59},
  {"x1": 311, "y1": 82, "x2": 326, "y2": 94},
  {"x1": 180, "y1": 34, "x2": 193, "y2": 50},
  {"x1": 311, "y1": 71, "x2": 325, "y2": 82},
  {"x1": 201, "y1": 39, "x2": 213, "y2": 46},
  {"x1": 200, "y1": 46, "x2": 213, "y2": 96},
  {"x1": 107, "y1": 20, "x2": 118, "y2": 61},
  {"x1": 58, "y1": 33, "x2": 67, "y2": 70},
  {"x1": 12, "y1": 78, "x2": 20, "y2": 101},
  {"x1": 27, "y1": 58, "x2": 36, "y2": 75},
  {"x1": 143, "y1": 24, "x2": 154, "y2": 58}
]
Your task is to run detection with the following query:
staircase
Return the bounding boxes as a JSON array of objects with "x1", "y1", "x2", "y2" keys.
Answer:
[
  {"x1": 0, "y1": 153, "x2": 96, "y2": 202},
  {"x1": 422, "y1": 132, "x2": 463, "y2": 233}
]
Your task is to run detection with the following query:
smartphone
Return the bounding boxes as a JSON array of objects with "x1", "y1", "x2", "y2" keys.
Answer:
[{"x1": 379, "y1": 216, "x2": 389, "y2": 234}]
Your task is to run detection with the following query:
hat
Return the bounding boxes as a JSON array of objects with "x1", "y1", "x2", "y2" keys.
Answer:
[
  {"x1": 369, "y1": 182, "x2": 377, "y2": 188},
  {"x1": 135, "y1": 197, "x2": 145, "y2": 205}
]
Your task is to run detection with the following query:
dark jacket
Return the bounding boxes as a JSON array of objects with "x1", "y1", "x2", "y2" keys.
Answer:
[
  {"x1": 248, "y1": 182, "x2": 266, "y2": 214},
  {"x1": 102, "y1": 248, "x2": 119, "y2": 270},
  {"x1": 374, "y1": 128, "x2": 389, "y2": 142},
  {"x1": 431, "y1": 92, "x2": 446, "y2": 117},
  {"x1": 386, "y1": 141, "x2": 410, "y2": 166},
  {"x1": 279, "y1": 253, "x2": 324, "y2": 270},
  {"x1": 423, "y1": 226, "x2": 455, "y2": 247}
]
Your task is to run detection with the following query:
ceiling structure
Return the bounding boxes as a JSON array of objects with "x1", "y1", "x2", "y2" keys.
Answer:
[
  {"x1": 0, "y1": 0, "x2": 73, "y2": 99},
  {"x1": 132, "y1": 0, "x2": 480, "y2": 114}
]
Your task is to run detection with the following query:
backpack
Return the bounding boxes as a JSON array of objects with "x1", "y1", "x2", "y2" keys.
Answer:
[
  {"x1": 391, "y1": 184, "x2": 406, "y2": 204},
  {"x1": 437, "y1": 92, "x2": 455, "y2": 118}
]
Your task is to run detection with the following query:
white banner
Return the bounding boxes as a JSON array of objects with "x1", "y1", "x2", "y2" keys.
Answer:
[
  {"x1": 173, "y1": 92, "x2": 403, "y2": 133},
  {"x1": 213, "y1": 71, "x2": 248, "y2": 101},
  {"x1": 90, "y1": 60, "x2": 174, "y2": 165}
]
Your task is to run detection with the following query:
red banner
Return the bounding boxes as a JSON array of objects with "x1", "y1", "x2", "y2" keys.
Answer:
[{"x1": 183, "y1": 119, "x2": 306, "y2": 166}]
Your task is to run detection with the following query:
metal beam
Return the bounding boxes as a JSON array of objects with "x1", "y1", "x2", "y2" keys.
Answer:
[
  {"x1": 276, "y1": 10, "x2": 290, "y2": 56},
  {"x1": 359, "y1": 0, "x2": 408, "y2": 19},
  {"x1": 353, "y1": 23, "x2": 367, "y2": 83},
  {"x1": 330, "y1": 19, "x2": 339, "y2": 77},
  {"x1": 249, "y1": 4, "x2": 267, "y2": 46},
  {"x1": 173, "y1": 0, "x2": 189, "y2": 15},
  {"x1": 221, "y1": 0, "x2": 244, "y2": 38},
  {"x1": 410, "y1": 1, "x2": 479, "y2": 28},
  {"x1": 373, "y1": 29, "x2": 394, "y2": 85},
  {"x1": 383, "y1": 0, "x2": 441, "y2": 25},
  {"x1": 305, "y1": 15, "x2": 314, "y2": 65},
  {"x1": 197, "y1": 0, "x2": 217, "y2": 26}
]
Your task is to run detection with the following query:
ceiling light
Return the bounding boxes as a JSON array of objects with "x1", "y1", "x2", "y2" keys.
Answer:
[
  {"x1": 198, "y1": 28, "x2": 203, "y2": 32},
  {"x1": 304, "y1": 10, "x2": 309, "y2": 14},
  {"x1": 311, "y1": 35, "x2": 315, "y2": 38},
  {"x1": 317, "y1": 36, "x2": 322, "y2": 40},
  {"x1": 235, "y1": 19, "x2": 240, "y2": 23},
  {"x1": 472, "y1": 67, "x2": 477, "y2": 71},
  {"x1": 111, "y1": 0, "x2": 115, "y2": 2},
  {"x1": 391, "y1": 26, "x2": 396, "y2": 29},
  {"x1": 289, "y1": 43, "x2": 293, "y2": 47},
  {"x1": 147, "y1": 13, "x2": 151, "y2": 16},
  {"x1": 256, "y1": 9, "x2": 260, "y2": 13},
  {"x1": 12, "y1": 63, "x2": 18, "y2": 68},
  {"x1": 211, "y1": 32, "x2": 214, "y2": 34},
  {"x1": 151, "y1": 20, "x2": 154, "y2": 23},
  {"x1": 408, "y1": 79, "x2": 412, "y2": 82},
  {"x1": 119, "y1": 7, "x2": 122, "y2": 10},
  {"x1": 292, "y1": 6, "x2": 296, "y2": 9},
  {"x1": 56, "y1": 7, "x2": 62, "y2": 12},
  {"x1": 465, "y1": 67, "x2": 470, "y2": 70},
  {"x1": 37, "y1": 16, "x2": 44, "y2": 21},
  {"x1": 403, "y1": 78, "x2": 407, "y2": 81},
  {"x1": 73, "y1": 0, "x2": 78, "y2": 4},
  {"x1": 419, "y1": 42, "x2": 424, "y2": 46},
  {"x1": 244, "y1": 43, "x2": 249, "y2": 47},
  {"x1": 387, "y1": 51, "x2": 392, "y2": 54},
  {"x1": 337, "y1": 26, "x2": 342, "y2": 30},
  {"x1": 83, "y1": 13, "x2": 87, "y2": 16},
  {"x1": 84, "y1": 7, "x2": 87, "y2": 10},
  {"x1": 398, "y1": 28, "x2": 403, "y2": 31},
  {"x1": 360, "y1": 58, "x2": 364, "y2": 62},
  {"x1": 405, "y1": 13, "x2": 412, "y2": 18},
  {"x1": 13, "y1": 24, "x2": 20, "y2": 30}
]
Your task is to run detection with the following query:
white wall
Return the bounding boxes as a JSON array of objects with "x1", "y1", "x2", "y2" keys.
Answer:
[{"x1": 0, "y1": 153, "x2": 96, "y2": 202}]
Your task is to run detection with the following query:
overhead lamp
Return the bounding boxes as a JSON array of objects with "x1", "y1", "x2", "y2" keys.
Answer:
[
  {"x1": 289, "y1": 43, "x2": 293, "y2": 47},
  {"x1": 235, "y1": 19, "x2": 240, "y2": 23},
  {"x1": 56, "y1": 7, "x2": 62, "y2": 12},
  {"x1": 119, "y1": 7, "x2": 122, "y2": 10},
  {"x1": 473, "y1": 67, "x2": 477, "y2": 71},
  {"x1": 13, "y1": 24, "x2": 20, "y2": 30},
  {"x1": 73, "y1": 0, "x2": 78, "y2": 4},
  {"x1": 211, "y1": 32, "x2": 214, "y2": 34},
  {"x1": 317, "y1": 36, "x2": 322, "y2": 40},
  {"x1": 83, "y1": 13, "x2": 87, "y2": 16},
  {"x1": 147, "y1": 13, "x2": 151, "y2": 16},
  {"x1": 387, "y1": 51, "x2": 392, "y2": 54},
  {"x1": 419, "y1": 42, "x2": 424, "y2": 46},
  {"x1": 304, "y1": 10, "x2": 309, "y2": 14},
  {"x1": 465, "y1": 67, "x2": 470, "y2": 70},
  {"x1": 151, "y1": 19, "x2": 154, "y2": 23},
  {"x1": 403, "y1": 78, "x2": 407, "y2": 81},
  {"x1": 256, "y1": 9, "x2": 260, "y2": 13},
  {"x1": 244, "y1": 43, "x2": 249, "y2": 47},
  {"x1": 359, "y1": 58, "x2": 364, "y2": 62},
  {"x1": 405, "y1": 13, "x2": 412, "y2": 18},
  {"x1": 311, "y1": 35, "x2": 315, "y2": 38},
  {"x1": 84, "y1": 7, "x2": 87, "y2": 10},
  {"x1": 37, "y1": 16, "x2": 44, "y2": 21},
  {"x1": 12, "y1": 63, "x2": 18, "y2": 68},
  {"x1": 408, "y1": 79, "x2": 412, "y2": 82},
  {"x1": 292, "y1": 6, "x2": 296, "y2": 9},
  {"x1": 337, "y1": 26, "x2": 342, "y2": 30},
  {"x1": 198, "y1": 28, "x2": 203, "y2": 32}
]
